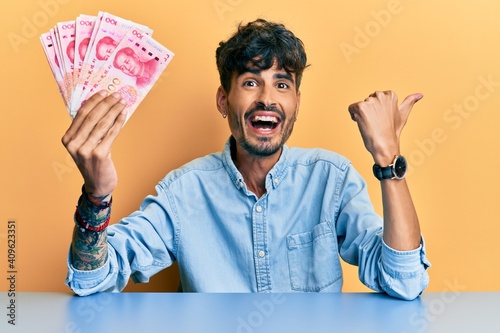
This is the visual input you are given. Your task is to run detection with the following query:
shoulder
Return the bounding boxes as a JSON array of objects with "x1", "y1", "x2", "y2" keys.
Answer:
[
  {"x1": 159, "y1": 152, "x2": 225, "y2": 188},
  {"x1": 286, "y1": 147, "x2": 352, "y2": 172}
]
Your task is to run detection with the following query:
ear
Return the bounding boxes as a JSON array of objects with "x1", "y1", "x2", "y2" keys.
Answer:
[
  {"x1": 294, "y1": 90, "x2": 301, "y2": 121},
  {"x1": 216, "y1": 86, "x2": 228, "y2": 117}
]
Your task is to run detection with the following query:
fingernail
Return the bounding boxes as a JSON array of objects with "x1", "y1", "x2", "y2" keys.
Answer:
[
  {"x1": 112, "y1": 92, "x2": 121, "y2": 99},
  {"x1": 99, "y1": 90, "x2": 108, "y2": 96},
  {"x1": 121, "y1": 109, "x2": 128, "y2": 115},
  {"x1": 119, "y1": 99, "x2": 127, "y2": 105}
]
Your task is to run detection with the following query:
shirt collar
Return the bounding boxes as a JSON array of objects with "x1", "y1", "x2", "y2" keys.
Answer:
[{"x1": 221, "y1": 137, "x2": 289, "y2": 191}]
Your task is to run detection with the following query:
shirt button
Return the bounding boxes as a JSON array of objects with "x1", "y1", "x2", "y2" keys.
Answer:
[
  {"x1": 274, "y1": 178, "x2": 279, "y2": 185},
  {"x1": 258, "y1": 250, "x2": 265, "y2": 258},
  {"x1": 256, "y1": 206, "x2": 262, "y2": 213}
]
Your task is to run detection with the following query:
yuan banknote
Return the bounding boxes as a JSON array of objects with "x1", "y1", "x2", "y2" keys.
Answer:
[
  {"x1": 79, "y1": 26, "x2": 174, "y2": 122},
  {"x1": 73, "y1": 15, "x2": 97, "y2": 95},
  {"x1": 40, "y1": 31, "x2": 68, "y2": 107},
  {"x1": 55, "y1": 20, "x2": 77, "y2": 104},
  {"x1": 40, "y1": 12, "x2": 171, "y2": 123},
  {"x1": 70, "y1": 12, "x2": 153, "y2": 116}
]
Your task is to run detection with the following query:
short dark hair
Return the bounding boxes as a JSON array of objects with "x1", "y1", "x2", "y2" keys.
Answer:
[{"x1": 216, "y1": 19, "x2": 308, "y2": 92}]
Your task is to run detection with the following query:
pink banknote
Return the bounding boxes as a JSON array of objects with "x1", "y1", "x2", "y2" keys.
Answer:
[
  {"x1": 73, "y1": 15, "x2": 97, "y2": 92},
  {"x1": 70, "y1": 12, "x2": 153, "y2": 115},
  {"x1": 40, "y1": 11, "x2": 172, "y2": 122},
  {"x1": 55, "y1": 20, "x2": 77, "y2": 103},
  {"x1": 80, "y1": 26, "x2": 174, "y2": 122},
  {"x1": 40, "y1": 31, "x2": 68, "y2": 106}
]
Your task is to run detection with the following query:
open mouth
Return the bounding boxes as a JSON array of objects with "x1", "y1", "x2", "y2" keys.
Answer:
[{"x1": 250, "y1": 115, "x2": 281, "y2": 131}]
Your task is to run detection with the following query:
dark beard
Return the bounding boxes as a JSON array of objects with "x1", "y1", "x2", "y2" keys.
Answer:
[
  {"x1": 237, "y1": 135, "x2": 282, "y2": 157},
  {"x1": 238, "y1": 105, "x2": 288, "y2": 157},
  {"x1": 228, "y1": 102, "x2": 295, "y2": 158}
]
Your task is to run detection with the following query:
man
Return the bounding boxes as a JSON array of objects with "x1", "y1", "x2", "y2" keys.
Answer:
[
  {"x1": 112, "y1": 47, "x2": 159, "y2": 88},
  {"x1": 95, "y1": 36, "x2": 118, "y2": 61},
  {"x1": 62, "y1": 19, "x2": 430, "y2": 299}
]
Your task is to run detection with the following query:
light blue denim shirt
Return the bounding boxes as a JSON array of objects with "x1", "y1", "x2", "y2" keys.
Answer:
[{"x1": 66, "y1": 138, "x2": 430, "y2": 300}]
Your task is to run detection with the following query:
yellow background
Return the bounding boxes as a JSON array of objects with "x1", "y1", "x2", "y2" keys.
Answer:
[{"x1": 1, "y1": 0, "x2": 499, "y2": 293}]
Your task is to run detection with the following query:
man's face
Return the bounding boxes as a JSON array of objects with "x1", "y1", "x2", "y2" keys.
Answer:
[
  {"x1": 114, "y1": 51, "x2": 141, "y2": 77},
  {"x1": 96, "y1": 40, "x2": 116, "y2": 61},
  {"x1": 220, "y1": 63, "x2": 301, "y2": 158}
]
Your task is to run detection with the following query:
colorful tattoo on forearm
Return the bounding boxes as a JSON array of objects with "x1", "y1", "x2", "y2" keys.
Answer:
[
  {"x1": 71, "y1": 185, "x2": 112, "y2": 270},
  {"x1": 71, "y1": 227, "x2": 108, "y2": 270}
]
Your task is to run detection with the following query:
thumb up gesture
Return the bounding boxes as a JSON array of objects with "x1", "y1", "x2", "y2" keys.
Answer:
[{"x1": 348, "y1": 91, "x2": 423, "y2": 166}]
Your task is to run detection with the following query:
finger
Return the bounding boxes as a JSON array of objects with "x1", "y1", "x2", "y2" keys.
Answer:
[
  {"x1": 76, "y1": 108, "x2": 127, "y2": 198},
  {"x1": 74, "y1": 90, "x2": 110, "y2": 122},
  {"x1": 63, "y1": 90, "x2": 109, "y2": 141},
  {"x1": 348, "y1": 102, "x2": 361, "y2": 121},
  {"x1": 77, "y1": 99, "x2": 127, "y2": 155},
  {"x1": 367, "y1": 90, "x2": 387, "y2": 99},
  {"x1": 399, "y1": 93, "x2": 424, "y2": 118},
  {"x1": 62, "y1": 92, "x2": 125, "y2": 152},
  {"x1": 93, "y1": 108, "x2": 128, "y2": 155},
  {"x1": 76, "y1": 92, "x2": 125, "y2": 137}
]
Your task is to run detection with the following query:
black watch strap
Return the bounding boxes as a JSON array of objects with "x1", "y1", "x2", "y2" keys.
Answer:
[
  {"x1": 373, "y1": 164, "x2": 394, "y2": 180},
  {"x1": 372, "y1": 155, "x2": 407, "y2": 180}
]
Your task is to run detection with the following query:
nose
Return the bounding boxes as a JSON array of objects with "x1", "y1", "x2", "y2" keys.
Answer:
[{"x1": 256, "y1": 84, "x2": 276, "y2": 109}]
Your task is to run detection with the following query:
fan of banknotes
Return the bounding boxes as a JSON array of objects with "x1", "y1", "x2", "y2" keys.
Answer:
[{"x1": 40, "y1": 12, "x2": 174, "y2": 121}]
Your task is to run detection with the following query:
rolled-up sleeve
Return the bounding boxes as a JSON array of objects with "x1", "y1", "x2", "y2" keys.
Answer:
[
  {"x1": 65, "y1": 182, "x2": 177, "y2": 296},
  {"x1": 376, "y1": 238, "x2": 431, "y2": 300},
  {"x1": 65, "y1": 248, "x2": 123, "y2": 296},
  {"x1": 336, "y1": 165, "x2": 431, "y2": 300}
]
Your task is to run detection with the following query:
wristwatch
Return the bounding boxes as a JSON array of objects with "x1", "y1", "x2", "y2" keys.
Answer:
[{"x1": 373, "y1": 155, "x2": 407, "y2": 180}]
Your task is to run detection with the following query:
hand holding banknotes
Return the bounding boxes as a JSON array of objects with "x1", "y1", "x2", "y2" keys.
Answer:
[
  {"x1": 61, "y1": 91, "x2": 127, "y2": 197},
  {"x1": 41, "y1": 12, "x2": 174, "y2": 195}
]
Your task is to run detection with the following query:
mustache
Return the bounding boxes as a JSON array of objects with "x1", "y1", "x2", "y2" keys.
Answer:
[{"x1": 244, "y1": 104, "x2": 285, "y2": 120}]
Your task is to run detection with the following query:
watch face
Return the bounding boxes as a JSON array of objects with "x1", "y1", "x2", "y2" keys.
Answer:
[{"x1": 393, "y1": 155, "x2": 407, "y2": 179}]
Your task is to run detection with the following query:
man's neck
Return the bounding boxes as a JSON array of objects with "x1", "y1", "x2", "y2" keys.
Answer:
[{"x1": 231, "y1": 141, "x2": 281, "y2": 198}]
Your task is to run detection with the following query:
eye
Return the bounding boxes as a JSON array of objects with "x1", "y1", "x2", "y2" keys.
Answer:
[
  {"x1": 277, "y1": 82, "x2": 289, "y2": 89},
  {"x1": 243, "y1": 80, "x2": 257, "y2": 87}
]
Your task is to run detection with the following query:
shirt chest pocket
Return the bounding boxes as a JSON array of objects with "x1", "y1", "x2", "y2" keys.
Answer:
[{"x1": 286, "y1": 221, "x2": 342, "y2": 292}]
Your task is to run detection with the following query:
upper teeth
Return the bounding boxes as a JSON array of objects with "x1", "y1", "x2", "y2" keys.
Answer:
[{"x1": 253, "y1": 115, "x2": 278, "y2": 123}]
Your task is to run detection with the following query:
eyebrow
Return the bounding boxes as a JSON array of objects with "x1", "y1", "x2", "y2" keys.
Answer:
[
  {"x1": 240, "y1": 69, "x2": 295, "y2": 85},
  {"x1": 275, "y1": 72, "x2": 294, "y2": 84}
]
